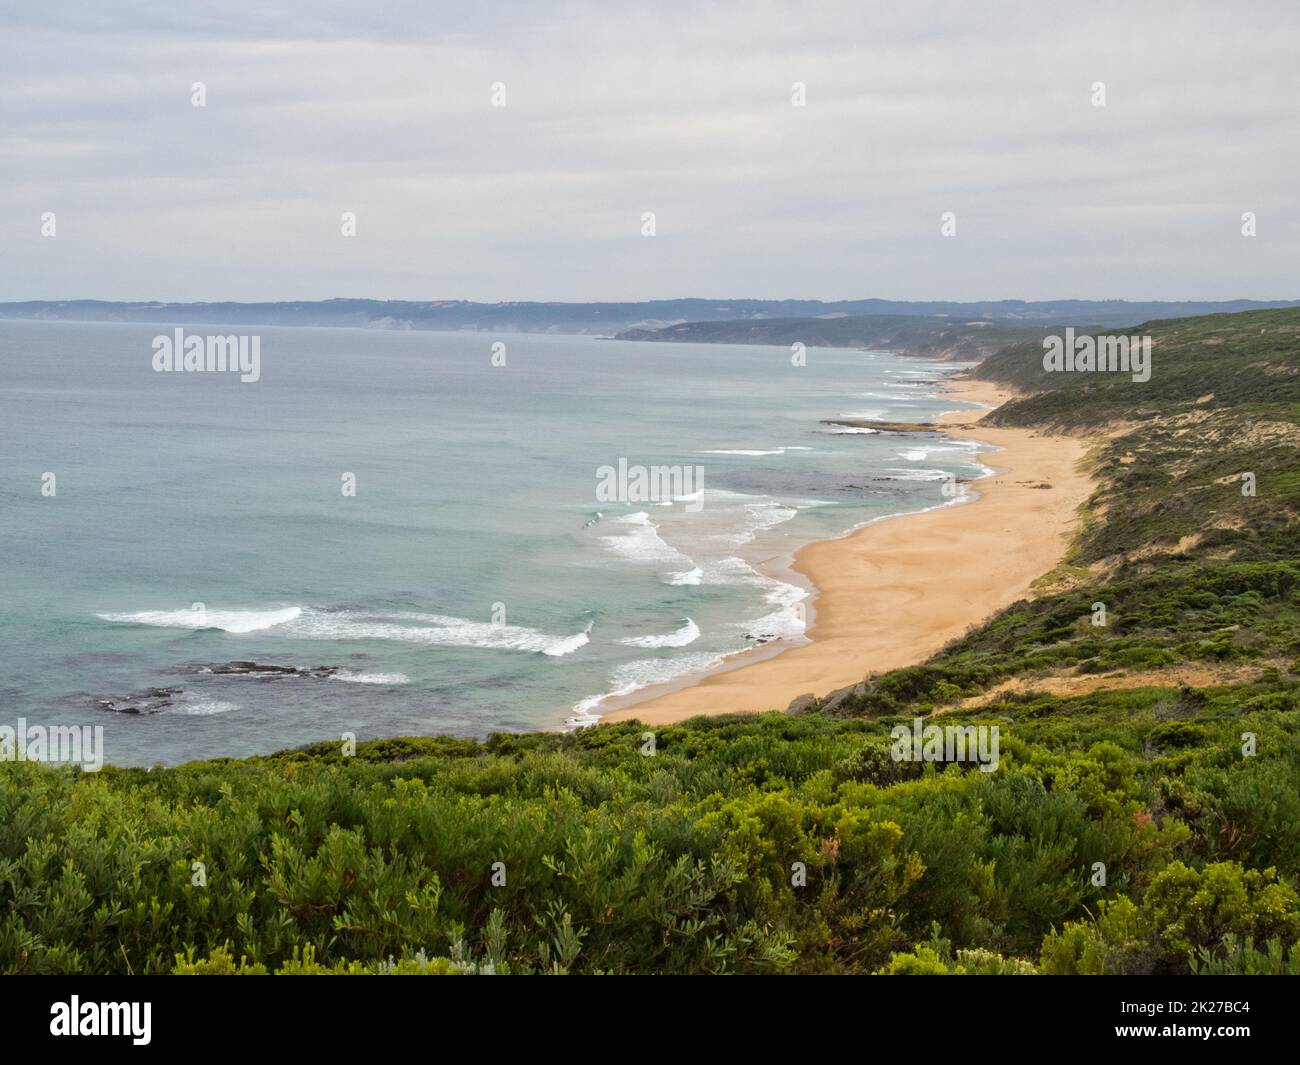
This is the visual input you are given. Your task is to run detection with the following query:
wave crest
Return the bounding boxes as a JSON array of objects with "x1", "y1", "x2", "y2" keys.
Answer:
[
  {"x1": 619, "y1": 618, "x2": 700, "y2": 648},
  {"x1": 97, "y1": 607, "x2": 302, "y2": 634}
]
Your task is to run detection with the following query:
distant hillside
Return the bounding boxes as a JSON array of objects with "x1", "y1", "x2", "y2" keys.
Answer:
[
  {"x1": 2, "y1": 297, "x2": 1297, "y2": 337},
  {"x1": 974, "y1": 308, "x2": 1300, "y2": 428},
  {"x1": 617, "y1": 314, "x2": 1071, "y2": 360}
]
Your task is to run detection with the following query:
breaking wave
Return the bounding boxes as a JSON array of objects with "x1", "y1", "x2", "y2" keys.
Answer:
[{"x1": 619, "y1": 618, "x2": 701, "y2": 648}]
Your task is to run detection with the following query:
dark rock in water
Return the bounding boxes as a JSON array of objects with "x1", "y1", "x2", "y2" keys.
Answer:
[
  {"x1": 96, "y1": 687, "x2": 182, "y2": 714},
  {"x1": 96, "y1": 660, "x2": 339, "y2": 713},
  {"x1": 185, "y1": 661, "x2": 338, "y2": 679},
  {"x1": 745, "y1": 633, "x2": 780, "y2": 644},
  {"x1": 821, "y1": 419, "x2": 948, "y2": 433}
]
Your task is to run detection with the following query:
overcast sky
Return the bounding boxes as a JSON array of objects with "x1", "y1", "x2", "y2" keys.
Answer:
[{"x1": 2, "y1": 1, "x2": 1296, "y2": 303}]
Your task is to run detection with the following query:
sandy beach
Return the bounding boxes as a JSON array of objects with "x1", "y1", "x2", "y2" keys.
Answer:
[{"x1": 601, "y1": 377, "x2": 1096, "y2": 725}]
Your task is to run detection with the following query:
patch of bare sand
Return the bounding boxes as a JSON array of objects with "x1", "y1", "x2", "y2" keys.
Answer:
[{"x1": 940, "y1": 662, "x2": 1279, "y2": 713}]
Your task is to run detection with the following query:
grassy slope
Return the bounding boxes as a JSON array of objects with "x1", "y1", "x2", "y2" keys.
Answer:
[{"x1": 2, "y1": 310, "x2": 1298, "y2": 976}]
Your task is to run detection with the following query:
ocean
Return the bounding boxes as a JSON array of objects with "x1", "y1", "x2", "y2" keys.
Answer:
[{"x1": 0, "y1": 320, "x2": 992, "y2": 766}]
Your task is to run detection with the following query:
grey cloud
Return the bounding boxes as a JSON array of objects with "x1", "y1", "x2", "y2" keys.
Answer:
[{"x1": 0, "y1": 1, "x2": 1296, "y2": 301}]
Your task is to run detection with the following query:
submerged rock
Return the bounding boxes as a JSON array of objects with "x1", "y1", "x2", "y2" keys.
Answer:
[
  {"x1": 185, "y1": 661, "x2": 338, "y2": 679},
  {"x1": 96, "y1": 687, "x2": 182, "y2": 714}
]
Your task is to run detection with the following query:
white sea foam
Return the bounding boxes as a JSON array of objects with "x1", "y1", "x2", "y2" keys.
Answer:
[
  {"x1": 736, "y1": 570, "x2": 810, "y2": 641},
  {"x1": 885, "y1": 467, "x2": 952, "y2": 481},
  {"x1": 698, "y1": 446, "x2": 814, "y2": 456},
  {"x1": 544, "y1": 624, "x2": 594, "y2": 657},
  {"x1": 664, "y1": 566, "x2": 704, "y2": 585},
  {"x1": 567, "y1": 548, "x2": 811, "y2": 728},
  {"x1": 619, "y1": 618, "x2": 700, "y2": 648},
  {"x1": 825, "y1": 426, "x2": 879, "y2": 435},
  {"x1": 287, "y1": 609, "x2": 591, "y2": 657},
  {"x1": 865, "y1": 385, "x2": 938, "y2": 399},
  {"x1": 177, "y1": 696, "x2": 239, "y2": 716},
  {"x1": 101, "y1": 602, "x2": 592, "y2": 657},
  {"x1": 97, "y1": 606, "x2": 302, "y2": 634},
  {"x1": 331, "y1": 670, "x2": 411, "y2": 685},
  {"x1": 673, "y1": 489, "x2": 800, "y2": 547},
  {"x1": 607, "y1": 651, "x2": 726, "y2": 694},
  {"x1": 662, "y1": 554, "x2": 810, "y2": 640},
  {"x1": 732, "y1": 500, "x2": 798, "y2": 544},
  {"x1": 896, "y1": 440, "x2": 986, "y2": 462},
  {"x1": 600, "y1": 511, "x2": 693, "y2": 564},
  {"x1": 567, "y1": 649, "x2": 728, "y2": 726},
  {"x1": 668, "y1": 555, "x2": 750, "y2": 586}
]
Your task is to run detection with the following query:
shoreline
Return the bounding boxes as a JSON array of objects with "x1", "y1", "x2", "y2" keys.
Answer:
[{"x1": 598, "y1": 376, "x2": 1094, "y2": 726}]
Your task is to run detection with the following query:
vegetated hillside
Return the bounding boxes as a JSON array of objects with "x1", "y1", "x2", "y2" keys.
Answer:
[
  {"x1": 975, "y1": 309, "x2": 1300, "y2": 569},
  {"x1": 828, "y1": 308, "x2": 1299, "y2": 711},
  {"x1": 616, "y1": 314, "x2": 1061, "y2": 360},
  {"x1": 3, "y1": 310, "x2": 1299, "y2": 976},
  {"x1": 975, "y1": 308, "x2": 1300, "y2": 428}
]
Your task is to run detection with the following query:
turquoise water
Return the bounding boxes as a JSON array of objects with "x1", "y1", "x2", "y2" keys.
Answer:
[{"x1": 0, "y1": 320, "x2": 991, "y2": 765}]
